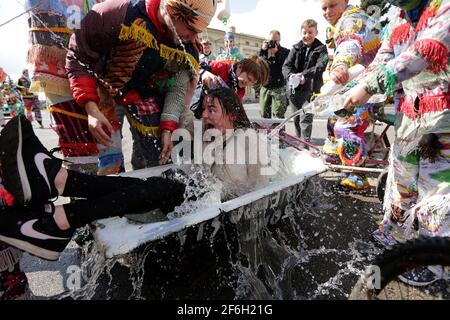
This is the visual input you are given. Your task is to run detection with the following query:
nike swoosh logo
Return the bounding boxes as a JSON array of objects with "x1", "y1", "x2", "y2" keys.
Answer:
[
  {"x1": 20, "y1": 219, "x2": 70, "y2": 241},
  {"x1": 34, "y1": 153, "x2": 51, "y2": 193}
]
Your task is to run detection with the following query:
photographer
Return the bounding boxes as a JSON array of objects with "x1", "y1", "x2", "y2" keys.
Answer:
[
  {"x1": 259, "y1": 30, "x2": 290, "y2": 119},
  {"x1": 283, "y1": 19, "x2": 328, "y2": 141}
]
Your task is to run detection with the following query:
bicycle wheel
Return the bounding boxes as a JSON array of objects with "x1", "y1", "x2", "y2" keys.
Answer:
[
  {"x1": 376, "y1": 170, "x2": 388, "y2": 203},
  {"x1": 349, "y1": 237, "x2": 450, "y2": 300}
]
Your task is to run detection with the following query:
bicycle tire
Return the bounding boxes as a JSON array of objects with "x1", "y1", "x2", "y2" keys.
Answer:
[
  {"x1": 376, "y1": 170, "x2": 388, "y2": 203},
  {"x1": 349, "y1": 237, "x2": 450, "y2": 300}
]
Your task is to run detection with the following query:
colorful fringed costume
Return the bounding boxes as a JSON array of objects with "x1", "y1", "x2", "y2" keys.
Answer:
[
  {"x1": 26, "y1": 0, "x2": 105, "y2": 174},
  {"x1": 216, "y1": 32, "x2": 245, "y2": 64},
  {"x1": 216, "y1": 47, "x2": 245, "y2": 64},
  {"x1": 324, "y1": 4, "x2": 382, "y2": 190},
  {"x1": 361, "y1": 0, "x2": 450, "y2": 242},
  {"x1": 17, "y1": 72, "x2": 43, "y2": 127},
  {"x1": 26, "y1": 0, "x2": 200, "y2": 174},
  {"x1": 66, "y1": 0, "x2": 200, "y2": 172},
  {"x1": 0, "y1": 79, "x2": 24, "y2": 119}
]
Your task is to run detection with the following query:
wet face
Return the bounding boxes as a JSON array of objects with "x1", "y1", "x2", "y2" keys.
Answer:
[
  {"x1": 301, "y1": 26, "x2": 318, "y2": 47},
  {"x1": 236, "y1": 65, "x2": 257, "y2": 88},
  {"x1": 202, "y1": 95, "x2": 235, "y2": 132},
  {"x1": 321, "y1": 0, "x2": 348, "y2": 25}
]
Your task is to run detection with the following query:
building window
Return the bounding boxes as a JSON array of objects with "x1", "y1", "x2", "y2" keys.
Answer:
[
  {"x1": 255, "y1": 42, "x2": 259, "y2": 47},
  {"x1": 245, "y1": 41, "x2": 250, "y2": 45}
]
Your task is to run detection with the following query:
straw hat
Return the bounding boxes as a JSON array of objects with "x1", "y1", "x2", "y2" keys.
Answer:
[{"x1": 165, "y1": 0, "x2": 217, "y2": 32}]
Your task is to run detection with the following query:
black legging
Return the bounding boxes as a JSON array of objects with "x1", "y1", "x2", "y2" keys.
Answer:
[{"x1": 61, "y1": 171, "x2": 186, "y2": 229}]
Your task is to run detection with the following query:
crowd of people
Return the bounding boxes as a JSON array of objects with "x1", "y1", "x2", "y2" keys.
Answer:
[
  {"x1": 0, "y1": 68, "x2": 43, "y2": 129},
  {"x1": 0, "y1": 0, "x2": 448, "y2": 299}
]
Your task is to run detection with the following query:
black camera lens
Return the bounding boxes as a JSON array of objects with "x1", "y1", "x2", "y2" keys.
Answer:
[{"x1": 268, "y1": 40, "x2": 277, "y2": 49}]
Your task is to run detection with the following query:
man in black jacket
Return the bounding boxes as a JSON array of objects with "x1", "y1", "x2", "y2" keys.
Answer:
[
  {"x1": 283, "y1": 19, "x2": 328, "y2": 141},
  {"x1": 259, "y1": 30, "x2": 290, "y2": 119}
]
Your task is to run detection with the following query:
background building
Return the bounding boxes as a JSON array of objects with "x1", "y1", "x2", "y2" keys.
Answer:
[{"x1": 200, "y1": 26, "x2": 265, "y2": 59}]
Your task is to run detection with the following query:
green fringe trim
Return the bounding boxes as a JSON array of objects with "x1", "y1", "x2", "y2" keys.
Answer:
[
  {"x1": 431, "y1": 169, "x2": 450, "y2": 184},
  {"x1": 380, "y1": 64, "x2": 397, "y2": 98},
  {"x1": 398, "y1": 151, "x2": 420, "y2": 166}
]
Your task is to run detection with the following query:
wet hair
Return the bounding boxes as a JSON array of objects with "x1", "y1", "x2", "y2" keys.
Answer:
[
  {"x1": 301, "y1": 19, "x2": 318, "y2": 30},
  {"x1": 235, "y1": 55, "x2": 270, "y2": 87},
  {"x1": 205, "y1": 87, "x2": 251, "y2": 129}
]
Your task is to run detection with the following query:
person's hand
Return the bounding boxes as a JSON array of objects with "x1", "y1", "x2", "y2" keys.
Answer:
[
  {"x1": 159, "y1": 130, "x2": 173, "y2": 165},
  {"x1": 85, "y1": 101, "x2": 114, "y2": 147},
  {"x1": 289, "y1": 73, "x2": 305, "y2": 85},
  {"x1": 298, "y1": 73, "x2": 305, "y2": 85},
  {"x1": 201, "y1": 71, "x2": 221, "y2": 89},
  {"x1": 343, "y1": 84, "x2": 371, "y2": 109},
  {"x1": 262, "y1": 41, "x2": 269, "y2": 51},
  {"x1": 269, "y1": 45, "x2": 279, "y2": 54},
  {"x1": 330, "y1": 65, "x2": 350, "y2": 85}
]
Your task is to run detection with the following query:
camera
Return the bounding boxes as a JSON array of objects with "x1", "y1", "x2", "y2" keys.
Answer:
[{"x1": 267, "y1": 40, "x2": 278, "y2": 49}]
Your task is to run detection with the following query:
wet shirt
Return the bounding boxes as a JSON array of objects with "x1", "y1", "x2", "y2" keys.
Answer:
[{"x1": 206, "y1": 130, "x2": 269, "y2": 201}]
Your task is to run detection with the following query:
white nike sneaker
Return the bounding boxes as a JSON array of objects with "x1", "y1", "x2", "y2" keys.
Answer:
[
  {"x1": 0, "y1": 203, "x2": 73, "y2": 261},
  {"x1": 0, "y1": 116, "x2": 62, "y2": 206}
]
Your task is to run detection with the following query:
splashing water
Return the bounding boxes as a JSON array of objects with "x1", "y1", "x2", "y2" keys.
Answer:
[
  {"x1": 53, "y1": 5, "x2": 389, "y2": 299},
  {"x1": 168, "y1": 165, "x2": 222, "y2": 219},
  {"x1": 268, "y1": 92, "x2": 387, "y2": 140},
  {"x1": 59, "y1": 173, "x2": 388, "y2": 300}
]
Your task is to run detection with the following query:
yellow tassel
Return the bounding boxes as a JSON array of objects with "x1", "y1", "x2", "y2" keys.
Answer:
[
  {"x1": 29, "y1": 27, "x2": 72, "y2": 34},
  {"x1": 98, "y1": 167, "x2": 122, "y2": 175},
  {"x1": 431, "y1": 0, "x2": 441, "y2": 9},
  {"x1": 342, "y1": 6, "x2": 361, "y2": 17},
  {"x1": 119, "y1": 23, "x2": 159, "y2": 50},
  {"x1": 119, "y1": 22, "x2": 199, "y2": 73},
  {"x1": 48, "y1": 105, "x2": 89, "y2": 121},
  {"x1": 332, "y1": 55, "x2": 355, "y2": 69},
  {"x1": 125, "y1": 111, "x2": 160, "y2": 137},
  {"x1": 160, "y1": 44, "x2": 199, "y2": 71}
]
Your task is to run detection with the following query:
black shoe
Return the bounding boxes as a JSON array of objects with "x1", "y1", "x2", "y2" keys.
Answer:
[
  {"x1": 0, "y1": 204, "x2": 74, "y2": 261},
  {"x1": 398, "y1": 266, "x2": 444, "y2": 287},
  {"x1": 0, "y1": 116, "x2": 62, "y2": 206}
]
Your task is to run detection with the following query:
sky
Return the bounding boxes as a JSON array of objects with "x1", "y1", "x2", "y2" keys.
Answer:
[{"x1": 0, "y1": 0, "x2": 360, "y2": 80}]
